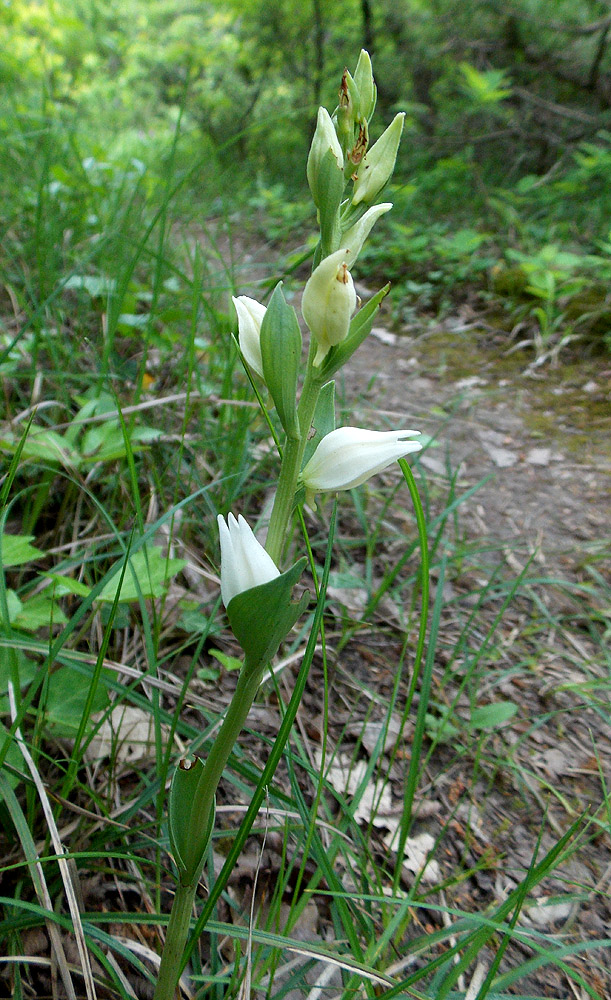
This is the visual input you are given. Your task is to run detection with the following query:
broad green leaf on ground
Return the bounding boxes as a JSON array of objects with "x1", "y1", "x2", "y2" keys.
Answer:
[
  {"x1": 0, "y1": 649, "x2": 38, "y2": 713},
  {"x1": 208, "y1": 648, "x2": 242, "y2": 672},
  {"x1": 0, "y1": 427, "x2": 81, "y2": 469},
  {"x1": 0, "y1": 535, "x2": 45, "y2": 567},
  {"x1": 44, "y1": 665, "x2": 111, "y2": 737},
  {"x1": 0, "y1": 722, "x2": 27, "y2": 799},
  {"x1": 96, "y1": 546, "x2": 186, "y2": 603},
  {"x1": 41, "y1": 573, "x2": 91, "y2": 598},
  {"x1": 64, "y1": 274, "x2": 117, "y2": 298},
  {"x1": 0, "y1": 591, "x2": 26, "y2": 627},
  {"x1": 13, "y1": 594, "x2": 68, "y2": 631},
  {"x1": 470, "y1": 701, "x2": 518, "y2": 730},
  {"x1": 80, "y1": 422, "x2": 162, "y2": 462}
]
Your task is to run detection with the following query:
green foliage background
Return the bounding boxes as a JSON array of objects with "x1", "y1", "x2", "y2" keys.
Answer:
[{"x1": 2, "y1": 0, "x2": 611, "y2": 355}]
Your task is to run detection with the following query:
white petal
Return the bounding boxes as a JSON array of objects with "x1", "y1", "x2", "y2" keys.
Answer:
[
  {"x1": 217, "y1": 513, "x2": 240, "y2": 607},
  {"x1": 302, "y1": 427, "x2": 421, "y2": 492},
  {"x1": 234, "y1": 514, "x2": 280, "y2": 592},
  {"x1": 232, "y1": 295, "x2": 265, "y2": 378},
  {"x1": 218, "y1": 513, "x2": 280, "y2": 607}
]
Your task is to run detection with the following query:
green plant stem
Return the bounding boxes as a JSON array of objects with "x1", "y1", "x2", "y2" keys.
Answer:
[
  {"x1": 154, "y1": 881, "x2": 195, "y2": 1000},
  {"x1": 265, "y1": 357, "x2": 321, "y2": 564},
  {"x1": 186, "y1": 663, "x2": 264, "y2": 879},
  {"x1": 154, "y1": 662, "x2": 265, "y2": 1000},
  {"x1": 179, "y1": 502, "x2": 338, "y2": 972}
]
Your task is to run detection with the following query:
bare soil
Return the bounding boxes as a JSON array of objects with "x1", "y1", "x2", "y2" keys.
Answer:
[{"x1": 337, "y1": 310, "x2": 611, "y2": 997}]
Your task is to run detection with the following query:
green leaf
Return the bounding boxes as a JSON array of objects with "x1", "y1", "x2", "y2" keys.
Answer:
[
  {"x1": 208, "y1": 649, "x2": 242, "y2": 672},
  {"x1": 315, "y1": 147, "x2": 345, "y2": 253},
  {"x1": 319, "y1": 284, "x2": 390, "y2": 379},
  {"x1": 41, "y1": 573, "x2": 91, "y2": 598},
  {"x1": 470, "y1": 701, "x2": 518, "y2": 730},
  {"x1": 44, "y1": 665, "x2": 111, "y2": 737},
  {"x1": 260, "y1": 283, "x2": 301, "y2": 440},
  {"x1": 0, "y1": 722, "x2": 27, "y2": 798},
  {"x1": 64, "y1": 274, "x2": 116, "y2": 298},
  {"x1": 0, "y1": 649, "x2": 37, "y2": 714},
  {"x1": 302, "y1": 380, "x2": 335, "y2": 466},
  {"x1": 168, "y1": 757, "x2": 215, "y2": 880},
  {"x1": 96, "y1": 546, "x2": 186, "y2": 603},
  {"x1": 178, "y1": 606, "x2": 220, "y2": 636},
  {"x1": 0, "y1": 590, "x2": 22, "y2": 626},
  {"x1": 80, "y1": 422, "x2": 160, "y2": 462},
  {"x1": 227, "y1": 559, "x2": 309, "y2": 670},
  {"x1": 11, "y1": 594, "x2": 67, "y2": 631},
  {"x1": 0, "y1": 534, "x2": 45, "y2": 568},
  {"x1": 0, "y1": 427, "x2": 81, "y2": 469}
]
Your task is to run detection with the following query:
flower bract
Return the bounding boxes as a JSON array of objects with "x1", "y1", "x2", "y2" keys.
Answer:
[
  {"x1": 301, "y1": 426, "x2": 421, "y2": 493},
  {"x1": 217, "y1": 513, "x2": 280, "y2": 607},
  {"x1": 341, "y1": 203, "x2": 392, "y2": 265},
  {"x1": 352, "y1": 113, "x2": 404, "y2": 206}
]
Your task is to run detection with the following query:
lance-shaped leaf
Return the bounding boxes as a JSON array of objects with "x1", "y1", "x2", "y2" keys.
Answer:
[
  {"x1": 352, "y1": 113, "x2": 404, "y2": 206},
  {"x1": 318, "y1": 283, "x2": 390, "y2": 379},
  {"x1": 315, "y1": 147, "x2": 345, "y2": 256},
  {"x1": 302, "y1": 380, "x2": 336, "y2": 467},
  {"x1": 227, "y1": 558, "x2": 309, "y2": 671},
  {"x1": 168, "y1": 757, "x2": 216, "y2": 884},
  {"x1": 260, "y1": 283, "x2": 301, "y2": 440}
]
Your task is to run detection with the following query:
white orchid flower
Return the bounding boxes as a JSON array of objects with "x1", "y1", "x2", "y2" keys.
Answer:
[
  {"x1": 301, "y1": 248, "x2": 357, "y2": 367},
  {"x1": 217, "y1": 513, "x2": 280, "y2": 607},
  {"x1": 301, "y1": 426, "x2": 421, "y2": 493},
  {"x1": 232, "y1": 295, "x2": 266, "y2": 379}
]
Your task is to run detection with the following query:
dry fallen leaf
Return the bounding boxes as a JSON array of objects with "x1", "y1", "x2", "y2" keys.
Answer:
[
  {"x1": 85, "y1": 705, "x2": 170, "y2": 764},
  {"x1": 524, "y1": 896, "x2": 573, "y2": 927},
  {"x1": 318, "y1": 753, "x2": 392, "y2": 827},
  {"x1": 383, "y1": 827, "x2": 441, "y2": 884}
]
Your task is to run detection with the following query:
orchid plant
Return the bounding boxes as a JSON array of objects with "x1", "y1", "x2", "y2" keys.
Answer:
[{"x1": 154, "y1": 52, "x2": 425, "y2": 1000}]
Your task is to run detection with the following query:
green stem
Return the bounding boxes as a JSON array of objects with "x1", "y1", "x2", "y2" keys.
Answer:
[
  {"x1": 154, "y1": 663, "x2": 264, "y2": 1000},
  {"x1": 154, "y1": 881, "x2": 196, "y2": 1000},
  {"x1": 265, "y1": 356, "x2": 321, "y2": 564},
  {"x1": 186, "y1": 664, "x2": 263, "y2": 878}
]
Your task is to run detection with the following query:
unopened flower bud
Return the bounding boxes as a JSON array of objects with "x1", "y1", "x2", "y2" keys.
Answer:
[
  {"x1": 301, "y1": 248, "x2": 357, "y2": 367},
  {"x1": 307, "y1": 107, "x2": 343, "y2": 206},
  {"x1": 217, "y1": 513, "x2": 280, "y2": 608},
  {"x1": 336, "y1": 68, "x2": 358, "y2": 151},
  {"x1": 353, "y1": 49, "x2": 376, "y2": 122},
  {"x1": 352, "y1": 113, "x2": 404, "y2": 207},
  {"x1": 301, "y1": 426, "x2": 421, "y2": 494},
  {"x1": 232, "y1": 295, "x2": 266, "y2": 379}
]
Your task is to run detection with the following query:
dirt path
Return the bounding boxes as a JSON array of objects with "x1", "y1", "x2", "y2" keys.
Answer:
[
  {"x1": 345, "y1": 317, "x2": 610, "y2": 576},
  {"x1": 342, "y1": 317, "x2": 611, "y2": 996}
]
